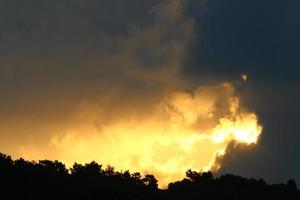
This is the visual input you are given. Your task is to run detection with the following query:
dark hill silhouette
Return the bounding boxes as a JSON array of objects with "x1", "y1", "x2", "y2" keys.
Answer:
[{"x1": 0, "y1": 152, "x2": 298, "y2": 200}]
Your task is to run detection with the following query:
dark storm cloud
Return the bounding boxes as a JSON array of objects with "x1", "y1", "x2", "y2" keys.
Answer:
[
  {"x1": 0, "y1": 0, "x2": 163, "y2": 119},
  {"x1": 0, "y1": 0, "x2": 299, "y2": 186},
  {"x1": 0, "y1": 0, "x2": 193, "y2": 156},
  {"x1": 0, "y1": 0, "x2": 152, "y2": 89},
  {"x1": 0, "y1": 0, "x2": 158, "y2": 138},
  {"x1": 182, "y1": 0, "x2": 300, "y2": 184}
]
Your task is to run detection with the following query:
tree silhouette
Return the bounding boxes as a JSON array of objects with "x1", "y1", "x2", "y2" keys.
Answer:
[
  {"x1": 0, "y1": 152, "x2": 298, "y2": 200},
  {"x1": 142, "y1": 174, "x2": 158, "y2": 189}
]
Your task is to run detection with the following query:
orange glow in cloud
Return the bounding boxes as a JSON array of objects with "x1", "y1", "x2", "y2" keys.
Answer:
[
  {"x1": 31, "y1": 82, "x2": 262, "y2": 188},
  {"x1": 0, "y1": 0, "x2": 262, "y2": 189}
]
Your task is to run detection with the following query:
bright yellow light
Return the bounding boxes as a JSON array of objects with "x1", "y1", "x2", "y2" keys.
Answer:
[
  {"x1": 20, "y1": 82, "x2": 262, "y2": 188},
  {"x1": 241, "y1": 74, "x2": 248, "y2": 82}
]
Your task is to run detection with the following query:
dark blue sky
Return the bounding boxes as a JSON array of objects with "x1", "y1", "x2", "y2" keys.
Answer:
[{"x1": 184, "y1": 0, "x2": 300, "y2": 183}]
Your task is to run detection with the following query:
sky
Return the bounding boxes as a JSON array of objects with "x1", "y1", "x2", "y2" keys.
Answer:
[{"x1": 0, "y1": 0, "x2": 299, "y2": 185}]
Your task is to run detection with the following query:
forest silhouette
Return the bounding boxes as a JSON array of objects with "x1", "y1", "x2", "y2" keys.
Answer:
[{"x1": 0, "y1": 152, "x2": 298, "y2": 200}]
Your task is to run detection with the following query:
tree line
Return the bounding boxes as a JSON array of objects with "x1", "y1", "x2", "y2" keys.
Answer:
[{"x1": 0, "y1": 152, "x2": 298, "y2": 199}]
